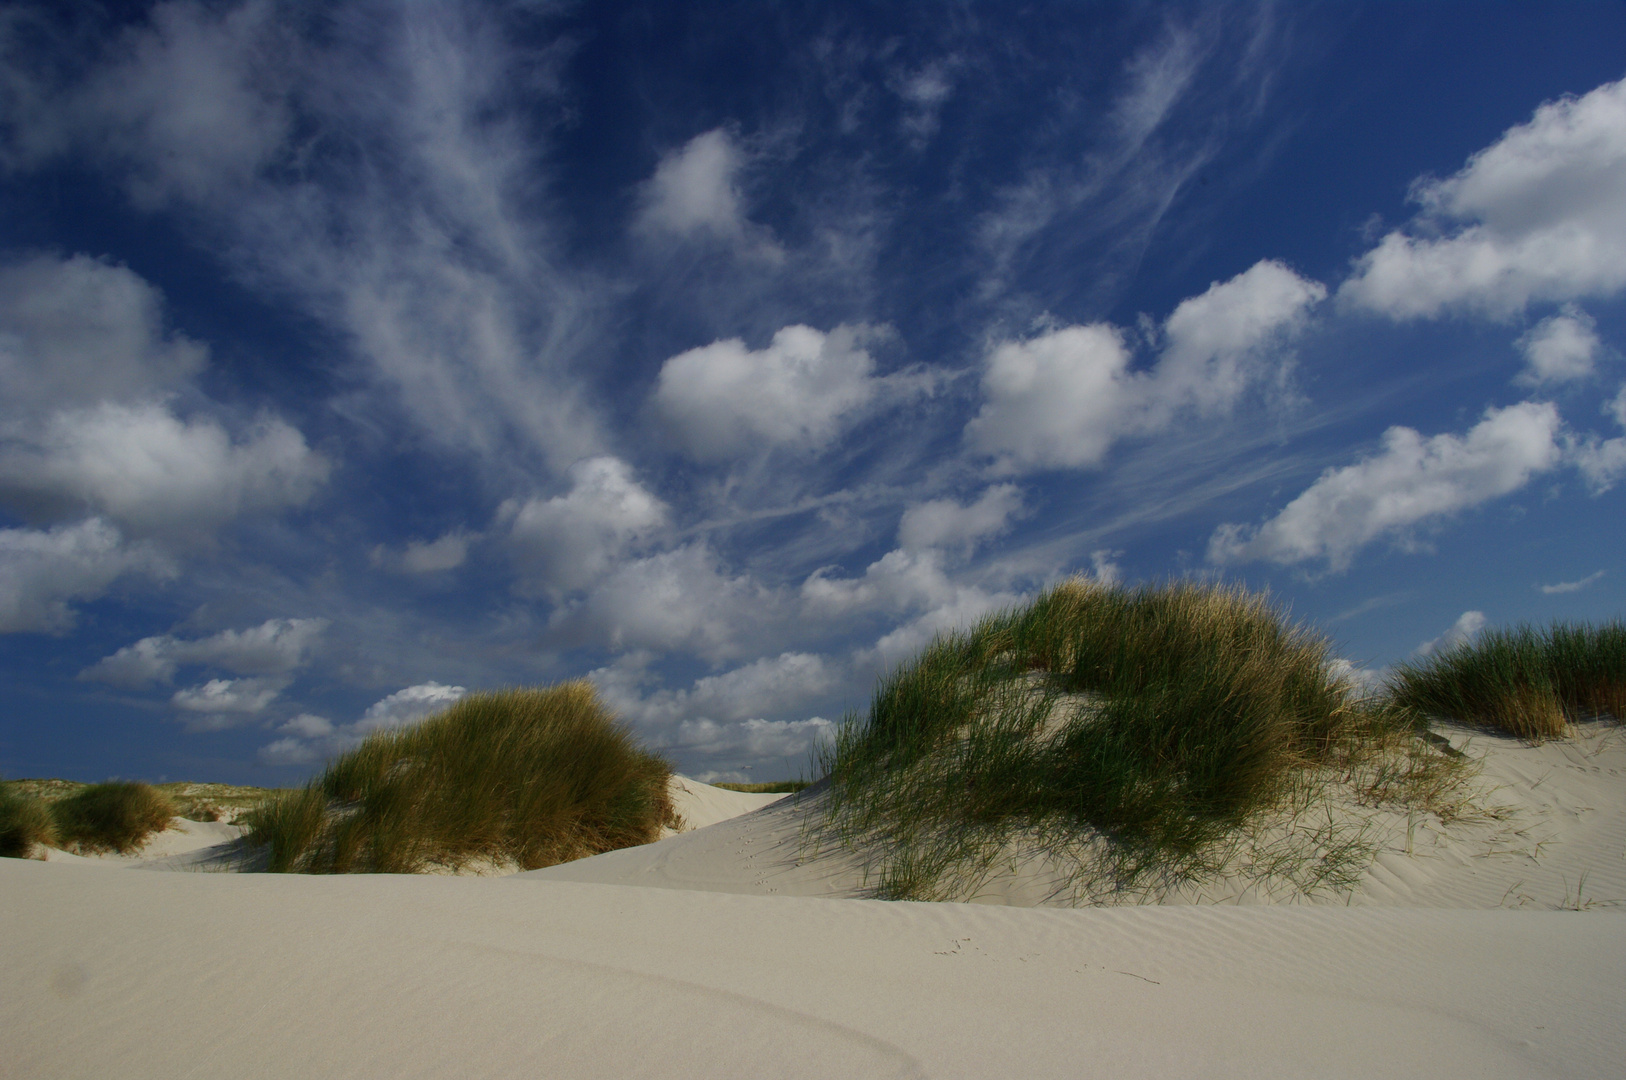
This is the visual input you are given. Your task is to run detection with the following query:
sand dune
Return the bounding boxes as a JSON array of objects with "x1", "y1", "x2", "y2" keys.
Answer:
[
  {"x1": 4, "y1": 734, "x2": 1624, "y2": 1078},
  {"x1": 531, "y1": 722, "x2": 1626, "y2": 911}
]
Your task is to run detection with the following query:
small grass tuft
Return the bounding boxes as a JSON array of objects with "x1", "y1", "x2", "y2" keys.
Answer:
[
  {"x1": 1388, "y1": 621, "x2": 1626, "y2": 740},
  {"x1": 49, "y1": 781, "x2": 178, "y2": 854},
  {"x1": 0, "y1": 780, "x2": 59, "y2": 858},
  {"x1": 243, "y1": 681, "x2": 677, "y2": 873}
]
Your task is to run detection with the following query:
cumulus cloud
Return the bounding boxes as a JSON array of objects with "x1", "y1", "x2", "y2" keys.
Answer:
[
  {"x1": 1417, "y1": 611, "x2": 1486, "y2": 657},
  {"x1": 371, "y1": 532, "x2": 472, "y2": 574},
  {"x1": 171, "y1": 675, "x2": 289, "y2": 731},
  {"x1": 504, "y1": 457, "x2": 667, "y2": 593},
  {"x1": 0, "y1": 252, "x2": 329, "y2": 540},
  {"x1": 551, "y1": 543, "x2": 781, "y2": 662},
  {"x1": 0, "y1": 403, "x2": 329, "y2": 537},
  {"x1": 1570, "y1": 385, "x2": 1626, "y2": 492},
  {"x1": 1540, "y1": 570, "x2": 1604, "y2": 595},
  {"x1": 653, "y1": 324, "x2": 921, "y2": 461},
  {"x1": 0, "y1": 518, "x2": 174, "y2": 634},
  {"x1": 0, "y1": 253, "x2": 207, "y2": 413},
  {"x1": 79, "y1": 617, "x2": 329, "y2": 687},
  {"x1": 257, "y1": 681, "x2": 467, "y2": 766},
  {"x1": 1517, "y1": 306, "x2": 1602, "y2": 385},
  {"x1": 593, "y1": 650, "x2": 834, "y2": 729},
  {"x1": 1340, "y1": 77, "x2": 1626, "y2": 319},
  {"x1": 967, "y1": 260, "x2": 1324, "y2": 471},
  {"x1": 801, "y1": 545, "x2": 1022, "y2": 667},
  {"x1": 897, "y1": 484, "x2": 1024, "y2": 555},
  {"x1": 635, "y1": 128, "x2": 769, "y2": 251},
  {"x1": 1209, "y1": 402, "x2": 1564, "y2": 572}
]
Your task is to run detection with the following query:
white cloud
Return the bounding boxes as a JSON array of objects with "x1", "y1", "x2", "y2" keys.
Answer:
[
  {"x1": 1540, "y1": 570, "x2": 1604, "y2": 595},
  {"x1": 1087, "y1": 549, "x2": 1123, "y2": 587},
  {"x1": 1570, "y1": 384, "x2": 1626, "y2": 492},
  {"x1": 0, "y1": 518, "x2": 175, "y2": 634},
  {"x1": 864, "y1": 585, "x2": 1019, "y2": 668},
  {"x1": 593, "y1": 651, "x2": 834, "y2": 730},
  {"x1": 667, "y1": 716, "x2": 835, "y2": 765},
  {"x1": 0, "y1": 253, "x2": 328, "y2": 539},
  {"x1": 1517, "y1": 306, "x2": 1602, "y2": 385},
  {"x1": 802, "y1": 547, "x2": 959, "y2": 617},
  {"x1": 890, "y1": 59, "x2": 958, "y2": 146},
  {"x1": 0, "y1": 0, "x2": 292, "y2": 206},
  {"x1": 897, "y1": 484, "x2": 1024, "y2": 555},
  {"x1": 0, "y1": 402, "x2": 329, "y2": 537},
  {"x1": 356, "y1": 681, "x2": 467, "y2": 734},
  {"x1": 8, "y1": 4, "x2": 607, "y2": 474},
  {"x1": 504, "y1": 457, "x2": 667, "y2": 593},
  {"x1": 1341, "y1": 77, "x2": 1626, "y2": 319},
  {"x1": 1572, "y1": 433, "x2": 1626, "y2": 492},
  {"x1": 0, "y1": 253, "x2": 207, "y2": 414},
  {"x1": 171, "y1": 675, "x2": 289, "y2": 730},
  {"x1": 1209, "y1": 402, "x2": 1565, "y2": 571},
  {"x1": 636, "y1": 128, "x2": 755, "y2": 243},
  {"x1": 371, "y1": 531, "x2": 472, "y2": 574},
  {"x1": 1418, "y1": 611, "x2": 1486, "y2": 657},
  {"x1": 256, "y1": 681, "x2": 467, "y2": 767},
  {"x1": 967, "y1": 260, "x2": 1324, "y2": 471},
  {"x1": 800, "y1": 544, "x2": 1022, "y2": 667},
  {"x1": 653, "y1": 324, "x2": 914, "y2": 461},
  {"x1": 965, "y1": 322, "x2": 1135, "y2": 471},
  {"x1": 279, "y1": 713, "x2": 335, "y2": 739},
  {"x1": 552, "y1": 543, "x2": 780, "y2": 662},
  {"x1": 79, "y1": 617, "x2": 329, "y2": 687}
]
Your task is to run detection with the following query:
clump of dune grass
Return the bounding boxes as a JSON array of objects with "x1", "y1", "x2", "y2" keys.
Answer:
[
  {"x1": 1389, "y1": 621, "x2": 1626, "y2": 741},
  {"x1": 814, "y1": 578, "x2": 1467, "y2": 903},
  {"x1": 244, "y1": 681, "x2": 677, "y2": 874},
  {"x1": 49, "y1": 780, "x2": 178, "y2": 854},
  {"x1": 0, "y1": 780, "x2": 59, "y2": 858}
]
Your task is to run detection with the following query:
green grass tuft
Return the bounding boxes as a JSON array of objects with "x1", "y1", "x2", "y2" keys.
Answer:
[
  {"x1": 0, "y1": 780, "x2": 59, "y2": 858},
  {"x1": 243, "y1": 681, "x2": 678, "y2": 874},
  {"x1": 815, "y1": 577, "x2": 1459, "y2": 903},
  {"x1": 49, "y1": 781, "x2": 178, "y2": 854},
  {"x1": 1388, "y1": 621, "x2": 1626, "y2": 740}
]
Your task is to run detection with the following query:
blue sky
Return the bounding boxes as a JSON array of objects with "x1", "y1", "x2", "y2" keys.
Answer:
[{"x1": 1, "y1": 1, "x2": 1623, "y2": 785}]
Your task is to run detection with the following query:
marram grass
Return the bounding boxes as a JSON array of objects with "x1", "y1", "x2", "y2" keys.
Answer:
[
  {"x1": 814, "y1": 578, "x2": 1468, "y2": 903},
  {"x1": 48, "y1": 781, "x2": 178, "y2": 854},
  {"x1": 1388, "y1": 621, "x2": 1626, "y2": 740},
  {"x1": 0, "y1": 781, "x2": 59, "y2": 858},
  {"x1": 244, "y1": 681, "x2": 677, "y2": 873}
]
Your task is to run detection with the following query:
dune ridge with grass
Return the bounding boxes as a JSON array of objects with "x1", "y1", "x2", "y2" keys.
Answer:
[{"x1": 5, "y1": 584, "x2": 1623, "y2": 1078}]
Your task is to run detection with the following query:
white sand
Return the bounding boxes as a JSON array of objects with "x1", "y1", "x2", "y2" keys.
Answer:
[{"x1": 4, "y1": 748, "x2": 1623, "y2": 1078}]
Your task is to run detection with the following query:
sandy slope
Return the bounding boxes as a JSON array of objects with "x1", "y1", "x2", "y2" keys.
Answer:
[
  {"x1": 528, "y1": 723, "x2": 1626, "y2": 911},
  {"x1": 4, "y1": 750, "x2": 1623, "y2": 1078}
]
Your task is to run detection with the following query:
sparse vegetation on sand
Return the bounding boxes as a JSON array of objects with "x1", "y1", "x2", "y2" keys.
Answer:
[
  {"x1": 47, "y1": 781, "x2": 179, "y2": 854},
  {"x1": 5, "y1": 778, "x2": 284, "y2": 824},
  {"x1": 815, "y1": 578, "x2": 1471, "y2": 904},
  {"x1": 1388, "y1": 621, "x2": 1626, "y2": 740},
  {"x1": 711, "y1": 781, "x2": 811, "y2": 794},
  {"x1": 244, "y1": 682, "x2": 677, "y2": 873}
]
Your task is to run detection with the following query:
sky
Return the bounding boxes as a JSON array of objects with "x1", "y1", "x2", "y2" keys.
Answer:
[{"x1": 1, "y1": 1, "x2": 1624, "y2": 786}]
